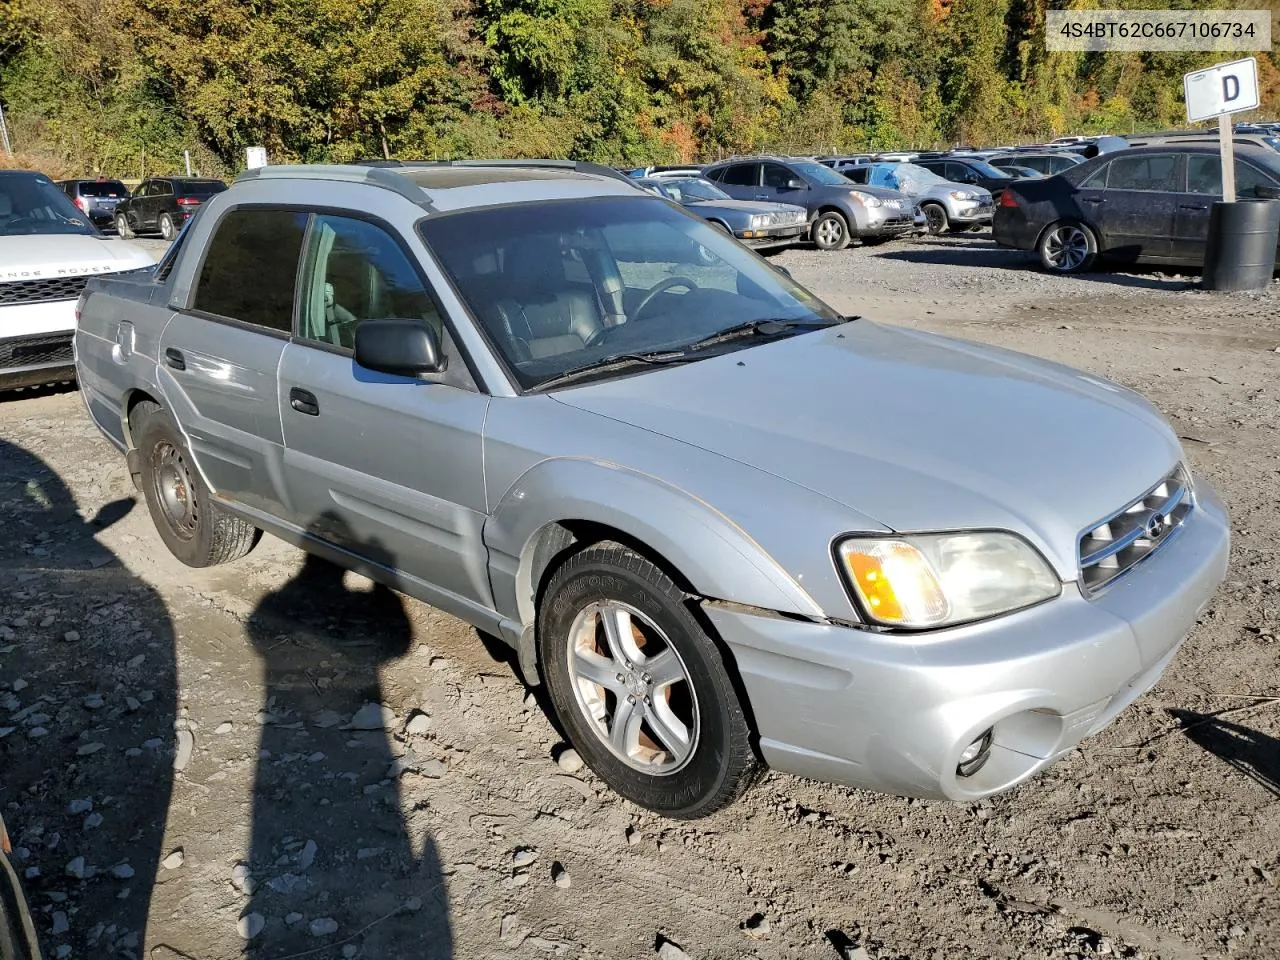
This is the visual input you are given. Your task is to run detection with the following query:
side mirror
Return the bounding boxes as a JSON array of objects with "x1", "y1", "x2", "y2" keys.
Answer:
[
  {"x1": 1252, "y1": 184, "x2": 1280, "y2": 200},
  {"x1": 774, "y1": 265, "x2": 793, "y2": 279},
  {"x1": 785, "y1": 178, "x2": 806, "y2": 190},
  {"x1": 354, "y1": 318, "x2": 444, "y2": 377}
]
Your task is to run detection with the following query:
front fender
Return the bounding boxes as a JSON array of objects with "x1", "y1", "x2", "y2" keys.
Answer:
[{"x1": 484, "y1": 457, "x2": 826, "y2": 629}]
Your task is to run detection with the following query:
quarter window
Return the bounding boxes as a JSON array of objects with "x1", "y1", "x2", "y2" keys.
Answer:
[
  {"x1": 192, "y1": 208, "x2": 308, "y2": 332},
  {"x1": 1105, "y1": 154, "x2": 1178, "y2": 191},
  {"x1": 297, "y1": 215, "x2": 442, "y2": 348},
  {"x1": 717, "y1": 164, "x2": 758, "y2": 187}
]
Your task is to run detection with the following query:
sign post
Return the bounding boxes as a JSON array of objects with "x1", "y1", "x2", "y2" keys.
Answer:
[{"x1": 1184, "y1": 57, "x2": 1259, "y2": 203}]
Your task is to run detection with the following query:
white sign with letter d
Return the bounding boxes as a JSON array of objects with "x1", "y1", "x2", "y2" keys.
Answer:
[{"x1": 1184, "y1": 56, "x2": 1260, "y2": 123}]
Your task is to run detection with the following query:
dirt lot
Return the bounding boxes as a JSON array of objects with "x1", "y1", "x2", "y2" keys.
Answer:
[{"x1": 2, "y1": 234, "x2": 1278, "y2": 960}]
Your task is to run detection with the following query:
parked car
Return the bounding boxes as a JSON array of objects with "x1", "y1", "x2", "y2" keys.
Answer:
[
  {"x1": 841, "y1": 162, "x2": 993, "y2": 235},
  {"x1": 987, "y1": 152, "x2": 1085, "y2": 176},
  {"x1": 0, "y1": 814, "x2": 41, "y2": 960},
  {"x1": 114, "y1": 177, "x2": 228, "y2": 241},
  {"x1": 1126, "y1": 131, "x2": 1280, "y2": 154},
  {"x1": 76, "y1": 159, "x2": 1228, "y2": 818},
  {"x1": 702, "y1": 155, "x2": 916, "y2": 250},
  {"x1": 992, "y1": 164, "x2": 1043, "y2": 179},
  {"x1": 914, "y1": 156, "x2": 1014, "y2": 202},
  {"x1": 634, "y1": 177, "x2": 809, "y2": 251},
  {"x1": 625, "y1": 165, "x2": 706, "y2": 180},
  {"x1": 994, "y1": 144, "x2": 1280, "y2": 273},
  {"x1": 0, "y1": 169, "x2": 155, "y2": 390},
  {"x1": 57, "y1": 178, "x2": 131, "y2": 229}
]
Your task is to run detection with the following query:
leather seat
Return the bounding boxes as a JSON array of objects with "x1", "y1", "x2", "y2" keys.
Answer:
[{"x1": 485, "y1": 238, "x2": 604, "y2": 361}]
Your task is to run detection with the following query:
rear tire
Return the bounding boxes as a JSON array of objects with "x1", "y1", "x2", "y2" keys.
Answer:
[
  {"x1": 115, "y1": 214, "x2": 133, "y2": 239},
  {"x1": 538, "y1": 541, "x2": 761, "y2": 818},
  {"x1": 811, "y1": 211, "x2": 850, "y2": 251},
  {"x1": 159, "y1": 213, "x2": 176, "y2": 241},
  {"x1": 1037, "y1": 221, "x2": 1097, "y2": 274},
  {"x1": 132, "y1": 401, "x2": 260, "y2": 567}
]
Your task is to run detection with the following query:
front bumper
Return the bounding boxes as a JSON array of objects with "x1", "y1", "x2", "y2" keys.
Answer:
[
  {"x1": 0, "y1": 331, "x2": 76, "y2": 390},
  {"x1": 739, "y1": 224, "x2": 807, "y2": 250},
  {"x1": 950, "y1": 200, "x2": 995, "y2": 225},
  {"x1": 858, "y1": 208, "x2": 916, "y2": 238},
  {"x1": 705, "y1": 480, "x2": 1230, "y2": 801}
]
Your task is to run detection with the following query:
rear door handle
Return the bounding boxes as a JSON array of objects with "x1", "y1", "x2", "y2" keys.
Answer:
[
  {"x1": 289, "y1": 387, "x2": 319, "y2": 416},
  {"x1": 1180, "y1": 204, "x2": 1209, "y2": 210},
  {"x1": 163, "y1": 347, "x2": 185, "y2": 371},
  {"x1": 1081, "y1": 197, "x2": 1106, "y2": 204}
]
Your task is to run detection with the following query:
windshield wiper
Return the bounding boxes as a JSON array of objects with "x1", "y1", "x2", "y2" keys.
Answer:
[
  {"x1": 531, "y1": 351, "x2": 692, "y2": 392},
  {"x1": 678, "y1": 316, "x2": 848, "y2": 354}
]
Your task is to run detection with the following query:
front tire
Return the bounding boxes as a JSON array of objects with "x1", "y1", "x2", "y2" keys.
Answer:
[
  {"x1": 921, "y1": 203, "x2": 949, "y2": 235},
  {"x1": 811, "y1": 211, "x2": 851, "y2": 251},
  {"x1": 1038, "y1": 221, "x2": 1097, "y2": 274},
  {"x1": 115, "y1": 213, "x2": 133, "y2": 239},
  {"x1": 132, "y1": 402, "x2": 260, "y2": 567},
  {"x1": 159, "y1": 213, "x2": 176, "y2": 241},
  {"x1": 538, "y1": 541, "x2": 761, "y2": 819}
]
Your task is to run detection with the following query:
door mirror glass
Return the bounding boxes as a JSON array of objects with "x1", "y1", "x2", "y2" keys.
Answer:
[{"x1": 354, "y1": 318, "x2": 443, "y2": 377}]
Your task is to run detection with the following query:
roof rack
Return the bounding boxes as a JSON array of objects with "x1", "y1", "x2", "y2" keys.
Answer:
[
  {"x1": 349, "y1": 158, "x2": 640, "y2": 187},
  {"x1": 235, "y1": 163, "x2": 429, "y2": 205}
]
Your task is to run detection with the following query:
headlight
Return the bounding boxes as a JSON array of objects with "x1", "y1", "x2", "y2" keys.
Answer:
[
  {"x1": 949, "y1": 191, "x2": 977, "y2": 201},
  {"x1": 836, "y1": 532, "x2": 1060, "y2": 629},
  {"x1": 849, "y1": 191, "x2": 882, "y2": 207},
  {"x1": 749, "y1": 214, "x2": 769, "y2": 229}
]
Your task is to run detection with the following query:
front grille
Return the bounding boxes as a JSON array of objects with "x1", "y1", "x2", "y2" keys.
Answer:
[
  {"x1": 1078, "y1": 465, "x2": 1193, "y2": 595},
  {"x1": 0, "y1": 332, "x2": 74, "y2": 370},
  {"x1": 0, "y1": 275, "x2": 91, "y2": 307}
]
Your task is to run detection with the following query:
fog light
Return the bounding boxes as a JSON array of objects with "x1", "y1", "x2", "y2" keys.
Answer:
[{"x1": 957, "y1": 728, "x2": 993, "y2": 778}]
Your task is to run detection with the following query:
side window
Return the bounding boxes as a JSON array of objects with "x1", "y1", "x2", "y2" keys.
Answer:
[
  {"x1": 1106, "y1": 154, "x2": 1177, "y2": 191},
  {"x1": 946, "y1": 162, "x2": 975, "y2": 183},
  {"x1": 763, "y1": 163, "x2": 794, "y2": 188},
  {"x1": 157, "y1": 181, "x2": 174, "y2": 197},
  {"x1": 1186, "y1": 156, "x2": 1221, "y2": 195},
  {"x1": 1050, "y1": 156, "x2": 1075, "y2": 174},
  {"x1": 298, "y1": 215, "x2": 442, "y2": 349},
  {"x1": 1078, "y1": 162, "x2": 1110, "y2": 188},
  {"x1": 192, "y1": 208, "x2": 308, "y2": 333},
  {"x1": 719, "y1": 164, "x2": 758, "y2": 187},
  {"x1": 1236, "y1": 161, "x2": 1273, "y2": 198},
  {"x1": 843, "y1": 167, "x2": 869, "y2": 184}
]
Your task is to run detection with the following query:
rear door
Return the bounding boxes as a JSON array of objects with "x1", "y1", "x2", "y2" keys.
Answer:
[
  {"x1": 708, "y1": 162, "x2": 761, "y2": 201},
  {"x1": 1086, "y1": 153, "x2": 1180, "y2": 261},
  {"x1": 157, "y1": 206, "x2": 307, "y2": 516},
  {"x1": 1171, "y1": 154, "x2": 1280, "y2": 263},
  {"x1": 277, "y1": 211, "x2": 493, "y2": 607}
]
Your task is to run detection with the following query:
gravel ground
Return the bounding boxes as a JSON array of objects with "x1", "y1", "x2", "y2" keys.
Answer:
[{"x1": 2, "y1": 232, "x2": 1278, "y2": 960}]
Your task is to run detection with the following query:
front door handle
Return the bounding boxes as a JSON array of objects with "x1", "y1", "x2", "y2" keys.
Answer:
[
  {"x1": 1180, "y1": 204, "x2": 1209, "y2": 211},
  {"x1": 289, "y1": 387, "x2": 319, "y2": 417},
  {"x1": 164, "y1": 347, "x2": 185, "y2": 370},
  {"x1": 1081, "y1": 196, "x2": 1106, "y2": 204}
]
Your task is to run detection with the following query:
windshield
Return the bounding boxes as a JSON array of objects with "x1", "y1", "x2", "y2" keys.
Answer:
[
  {"x1": 966, "y1": 159, "x2": 1012, "y2": 179},
  {"x1": 789, "y1": 161, "x2": 853, "y2": 186},
  {"x1": 656, "y1": 178, "x2": 730, "y2": 202},
  {"x1": 419, "y1": 196, "x2": 839, "y2": 390},
  {"x1": 0, "y1": 173, "x2": 97, "y2": 237},
  {"x1": 895, "y1": 163, "x2": 947, "y2": 184}
]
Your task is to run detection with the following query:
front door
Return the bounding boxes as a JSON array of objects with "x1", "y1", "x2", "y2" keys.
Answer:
[
  {"x1": 157, "y1": 206, "x2": 308, "y2": 516},
  {"x1": 1088, "y1": 152, "x2": 1180, "y2": 262},
  {"x1": 759, "y1": 162, "x2": 808, "y2": 203},
  {"x1": 708, "y1": 162, "x2": 762, "y2": 202},
  {"x1": 277, "y1": 212, "x2": 493, "y2": 611}
]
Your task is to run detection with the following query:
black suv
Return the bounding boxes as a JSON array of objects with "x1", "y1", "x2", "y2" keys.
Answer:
[
  {"x1": 57, "y1": 178, "x2": 130, "y2": 229},
  {"x1": 914, "y1": 157, "x2": 1014, "y2": 201},
  {"x1": 114, "y1": 177, "x2": 228, "y2": 241}
]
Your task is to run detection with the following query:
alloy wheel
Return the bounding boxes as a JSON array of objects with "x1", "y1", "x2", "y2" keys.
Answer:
[
  {"x1": 1044, "y1": 225, "x2": 1090, "y2": 271},
  {"x1": 566, "y1": 600, "x2": 699, "y2": 774},
  {"x1": 816, "y1": 217, "x2": 844, "y2": 247}
]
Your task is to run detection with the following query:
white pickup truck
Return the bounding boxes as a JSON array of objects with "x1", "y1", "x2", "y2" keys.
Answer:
[{"x1": 0, "y1": 170, "x2": 155, "y2": 391}]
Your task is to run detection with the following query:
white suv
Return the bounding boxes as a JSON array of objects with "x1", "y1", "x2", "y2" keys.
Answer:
[{"x1": 0, "y1": 170, "x2": 155, "y2": 390}]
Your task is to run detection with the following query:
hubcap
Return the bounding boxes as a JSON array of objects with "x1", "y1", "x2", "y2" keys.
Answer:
[
  {"x1": 151, "y1": 441, "x2": 199, "y2": 540},
  {"x1": 1046, "y1": 226, "x2": 1089, "y2": 271},
  {"x1": 566, "y1": 600, "x2": 699, "y2": 774}
]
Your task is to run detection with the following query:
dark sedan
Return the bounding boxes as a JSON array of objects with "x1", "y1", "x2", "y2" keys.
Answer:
[
  {"x1": 635, "y1": 177, "x2": 809, "y2": 250},
  {"x1": 114, "y1": 177, "x2": 227, "y2": 241},
  {"x1": 994, "y1": 145, "x2": 1280, "y2": 273},
  {"x1": 914, "y1": 157, "x2": 1015, "y2": 201}
]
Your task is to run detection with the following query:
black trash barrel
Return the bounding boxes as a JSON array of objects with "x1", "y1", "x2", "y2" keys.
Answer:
[{"x1": 1202, "y1": 198, "x2": 1280, "y2": 292}]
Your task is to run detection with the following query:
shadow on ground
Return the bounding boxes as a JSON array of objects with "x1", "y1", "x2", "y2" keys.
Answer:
[
  {"x1": 242, "y1": 513, "x2": 452, "y2": 958},
  {"x1": 1168, "y1": 707, "x2": 1280, "y2": 799}
]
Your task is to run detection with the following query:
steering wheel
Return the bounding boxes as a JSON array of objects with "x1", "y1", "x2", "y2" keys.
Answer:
[{"x1": 631, "y1": 276, "x2": 698, "y2": 322}]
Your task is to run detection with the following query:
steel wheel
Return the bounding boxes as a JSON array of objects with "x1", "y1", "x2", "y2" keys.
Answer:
[
  {"x1": 566, "y1": 600, "x2": 699, "y2": 775},
  {"x1": 150, "y1": 440, "x2": 199, "y2": 542},
  {"x1": 1043, "y1": 224, "x2": 1090, "y2": 272}
]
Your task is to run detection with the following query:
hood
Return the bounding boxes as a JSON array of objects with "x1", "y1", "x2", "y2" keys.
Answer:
[
  {"x1": 847, "y1": 185, "x2": 909, "y2": 201},
  {"x1": 0, "y1": 235, "x2": 156, "y2": 281},
  {"x1": 687, "y1": 199, "x2": 808, "y2": 217},
  {"x1": 551, "y1": 322, "x2": 1182, "y2": 577}
]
